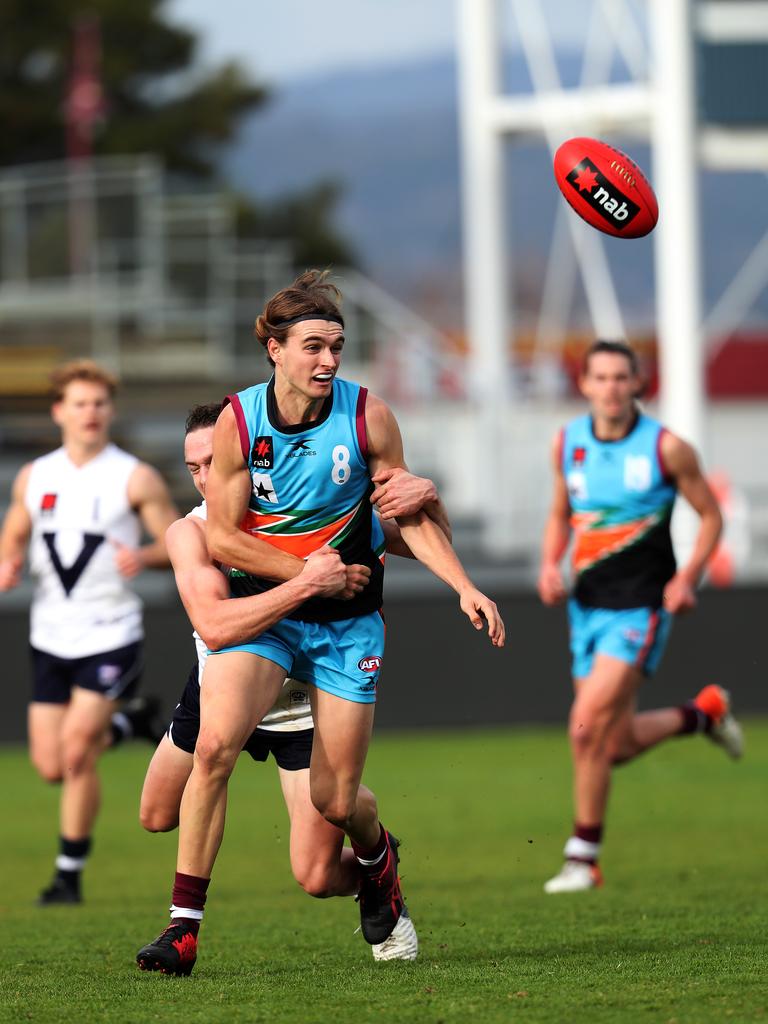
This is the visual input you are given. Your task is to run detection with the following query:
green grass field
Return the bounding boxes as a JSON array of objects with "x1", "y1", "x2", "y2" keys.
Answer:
[{"x1": 1, "y1": 722, "x2": 766, "y2": 1024}]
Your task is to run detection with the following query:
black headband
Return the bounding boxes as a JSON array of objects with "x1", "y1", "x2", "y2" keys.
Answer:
[{"x1": 272, "y1": 312, "x2": 344, "y2": 329}]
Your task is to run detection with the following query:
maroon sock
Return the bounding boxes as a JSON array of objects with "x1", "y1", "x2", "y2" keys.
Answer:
[
  {"x1": 171, "y1": 871, "x2": 210, "y2": 920},
  {"x1": 574, "y1": 822, "x2": 603, "y2": 845},
  {"x1": 351, "y1": 824, "x2": 387, "y2": 868},
  {"x1": 677, "y1": 702, "x2": 708, "y2": 735}
]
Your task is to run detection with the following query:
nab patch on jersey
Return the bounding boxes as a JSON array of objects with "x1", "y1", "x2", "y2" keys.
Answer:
[
  {"x1": 40, "y1": 493, "x2": 57, "y2": 513},
  {"x1": 251, "y1": 436, "x2": 273, "y2": 470}
]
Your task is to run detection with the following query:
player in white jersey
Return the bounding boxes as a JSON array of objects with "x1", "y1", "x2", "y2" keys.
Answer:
[
  {"x1": 138, "y1": 404, "x2": 447, "y2": 969},
  {"x1": 0, "y1": 360, "x2": 179, "y2": 904}
]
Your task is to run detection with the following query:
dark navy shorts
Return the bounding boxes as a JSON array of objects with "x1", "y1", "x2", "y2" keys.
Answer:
[
  {"x1": 167, "y1": 665, "x2": 313, "y2": 772},
  {"x1": 30, "y1": 642, "x2": 143, "y2": 704}
]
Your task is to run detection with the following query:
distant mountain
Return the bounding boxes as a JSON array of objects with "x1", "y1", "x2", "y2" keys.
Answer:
[{"x1": 224, "y1": 54, "x2": 768, "y2": 330}]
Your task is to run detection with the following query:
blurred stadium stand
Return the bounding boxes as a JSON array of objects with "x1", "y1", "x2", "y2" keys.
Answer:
[{"x1": 1, "y1": 154, "x2": 768, "y2": 583}]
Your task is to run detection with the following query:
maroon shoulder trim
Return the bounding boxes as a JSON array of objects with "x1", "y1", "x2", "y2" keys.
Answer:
[
  {"x1": 556, "y1": 427, "x2": 565, "y2": 471},
  {"x1": 656, "y1": 426, "x2": 671, "y2": 481},
  {"x1": 224, "y1": 394, "x2": 250, "y2": 464},
  {"x1": 356, "y1": 386, "x2": 369, "y2": 461}
]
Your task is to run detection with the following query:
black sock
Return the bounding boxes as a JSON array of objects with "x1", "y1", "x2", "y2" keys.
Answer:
[{"x1": 55, "y1": 836, "x2": 92, "y2": 889}]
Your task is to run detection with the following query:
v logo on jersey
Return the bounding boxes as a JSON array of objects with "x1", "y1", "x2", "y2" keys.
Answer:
[{"x1": 42, "y1": 532, "x2": 105, "y2": 596}]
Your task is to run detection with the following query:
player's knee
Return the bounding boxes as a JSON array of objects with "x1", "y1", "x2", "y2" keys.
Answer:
[
  {"x1": 140, "y1": 803, "x2": 178, "y2": 833},
  {"x1": 194, "y1": 733, "x2": 238, "y2": 779},
  {"x1": 568, "y1": 711, "x2": 606, "y2": 755},
  {"x1": 319, "y1": 802, "x2": 357, "y2": 831},
  {"x1": 61, "y1": 734, "x2": 98, "y2": 776},
  {"x1": 293, "y1": 863, "x2": 336, "y2": 899},
  {"x1": 31, "y1": 753, "x2": 62, "y2": 784}
]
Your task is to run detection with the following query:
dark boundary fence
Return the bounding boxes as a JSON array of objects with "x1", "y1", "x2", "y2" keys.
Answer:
[{"x1": 1, "y1": 586, "x2": 765, "y2": 742}]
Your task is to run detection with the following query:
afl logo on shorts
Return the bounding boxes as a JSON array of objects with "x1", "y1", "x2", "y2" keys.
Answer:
[{"x1": 358, "y1": 656, "x2": 382, "y2": 674}]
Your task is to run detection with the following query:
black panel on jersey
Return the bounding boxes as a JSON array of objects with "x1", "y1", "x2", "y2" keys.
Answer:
[
  {"x1": 228, "y1": 489, "x2": 384, "y2": 624},
  {"x1": 574, "y1": 515, "x2": 677, "y2": 609}
]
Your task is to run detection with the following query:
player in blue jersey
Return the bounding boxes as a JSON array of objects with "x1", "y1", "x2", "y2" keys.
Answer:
[
  {"x1": 137, "y1": 271, "x2": 504, "y2": 974},
  {"x1": 538, "y1": 339, "x2": 742, "y2": 894},
  {"x1": 138, "y1": 403, "x2": 446, "y2": 969}
]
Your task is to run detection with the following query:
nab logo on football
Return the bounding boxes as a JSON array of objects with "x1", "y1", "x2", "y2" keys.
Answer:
[
  {"x1": 566, "y1": 158, "x2": 640, "y2": 231},
  {"x1": 358, "y1": 656, "x2": 382, "y2": 674},
  {"x1": 251, "y1": 436, "x2": 273, "y2": 470}
]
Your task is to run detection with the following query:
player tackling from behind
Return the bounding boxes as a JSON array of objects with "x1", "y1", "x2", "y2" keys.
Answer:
[
  {"x1": 538, "y1": 340, "x2": 742, "y2": 894},
  {"x1": 0, "y1": 360, "x2": 178, "y2": 904}
]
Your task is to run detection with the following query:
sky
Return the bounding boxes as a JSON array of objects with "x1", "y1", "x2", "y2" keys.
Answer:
[{"x1": 167, "y1": 0, "x2": 590, "y2": 83}]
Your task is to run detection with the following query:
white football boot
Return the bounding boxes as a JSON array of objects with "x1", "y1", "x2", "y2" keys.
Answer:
[
  {"x1": 544, "y1": 860, "x2": 603, "y2": 894},
  {"x1": 371, "y1": 907, "x2": 418, "y2": 961},
  {"x1": 694, "y1": 685, "x2": 744, "y2": 760}
]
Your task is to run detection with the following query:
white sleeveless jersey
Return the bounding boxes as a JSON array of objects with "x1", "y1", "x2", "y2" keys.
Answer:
[
  {"x1": 25, "y1": 444, "x2": 143, "y2": 658},
  {"x1": 187, "y1": 501, "x2": 313, "y2": 733}
]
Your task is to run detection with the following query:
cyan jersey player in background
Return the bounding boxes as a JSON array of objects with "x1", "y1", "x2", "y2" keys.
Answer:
[{"x1": 538, "y1": 339, "x2": 742, "y2": 894}]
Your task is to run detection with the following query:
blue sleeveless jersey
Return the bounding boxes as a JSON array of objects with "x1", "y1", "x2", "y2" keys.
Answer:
[
  {"x1": 561, "y1": 412, "x2": 677, "y2": 609},
  {"x1": 225, "y1": 376, "x2": 385, "y2": 622}
]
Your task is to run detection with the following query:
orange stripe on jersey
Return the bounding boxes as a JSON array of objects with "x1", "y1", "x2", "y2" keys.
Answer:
[
  {"x1": 240, "y1": 506, "x2": 358, "y2": 559},
  {"x1": 571, "y1": 511, "x2": 658, "y2": 574}
]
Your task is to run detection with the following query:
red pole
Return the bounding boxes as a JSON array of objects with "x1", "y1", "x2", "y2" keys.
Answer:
[{"x1": 65, "y1": 17, "x2": 104, "y2": 276}]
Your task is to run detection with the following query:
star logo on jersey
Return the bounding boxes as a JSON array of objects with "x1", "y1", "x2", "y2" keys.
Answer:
[
  {"x1": 287, "y1": 438, "x2": 317, "y2": 458},
  {"x1": 251, "y1": 436, "x2": 273, "y2": 470},
  {"x1": 572, "y1": 447, "x2": 587, "y2": 465},
  {"x1": 40, "y1": 493, "x2": 57, "y2": 515},
  {"x1": 251, "y1": 472, "x2": 279, "y2": 504}
]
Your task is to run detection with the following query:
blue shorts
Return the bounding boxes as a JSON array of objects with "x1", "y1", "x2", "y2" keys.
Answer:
[
  {"x1": 567, "y1": 601, "x2": 672, "y2": 680},
  {"x1": 209, "y1": 612, "x2": 384, "y2": 704}
]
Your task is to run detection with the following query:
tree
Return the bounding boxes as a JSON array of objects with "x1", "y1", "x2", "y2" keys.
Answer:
[
  {"x1": 0, "y1": 0, "x2": 265, "y2": 174},
  {"x1": 0, "y1": 0, "x2": 356, "y2": 265},
  {"x1": 234, "y1": 181, "x2": 357, "y2": 269}
]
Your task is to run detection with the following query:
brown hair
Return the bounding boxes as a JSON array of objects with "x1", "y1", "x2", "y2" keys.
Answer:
[
  {"x1": 582, "y1": 339, "x2": 640, "y2": 376},
  {"x1": 254, "y1": 269, "x2": 344, "y2": 366},
  {"x1": 50, "y1": 360, "x2": 118, "y2": 402}
]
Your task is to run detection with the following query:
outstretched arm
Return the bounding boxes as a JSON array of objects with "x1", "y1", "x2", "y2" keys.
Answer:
[
  {"x1": 167, "y1": 517, "x2": 348, "y2": 651},
  {"x1": 660, "y1": 432, "x2": 723, "y2": 614},
  {"x1": 366, "y1": 394, "x2": 504, "y2": 646},
  {"x1": 370, "y1": 468, "x2": 452, "y2": 541},
  {"x1": 537, "y1": 432, "x2": 570, "y2": 606},
  {"x1": 0, "y1": 463, "x2": 32, "y2": 591}
]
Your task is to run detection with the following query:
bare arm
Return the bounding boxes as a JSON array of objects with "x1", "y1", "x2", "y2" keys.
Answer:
[
  {"x1": 167, "y1": 517, "x2": 347, "y2": 651},
  {"x1": 366, "y1": 394, "x2": 504, "y2": 646},
  {"x1": 205, "y1": 404, "x2": 306, "y2": 582},
  {"x1": 379, "y1": 506, "x2": 450, "y2": 560},
  {"x1": 370, "y1": 468, "x2": 452, "y2": 541},
  {"x1": 0, "y1": 463, "x2": 32, "y2": 591},
  {"x1": 661, "y1": 431, "x2": 723, "y2": 613},
  {"x1": 537, "y1": 433, "x2": 571, "y2": 606}
]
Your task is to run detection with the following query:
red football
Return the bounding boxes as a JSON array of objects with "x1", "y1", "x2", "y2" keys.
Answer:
[{"x1": 553, "y1": 136, "x2": 658, "y2": 239}]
